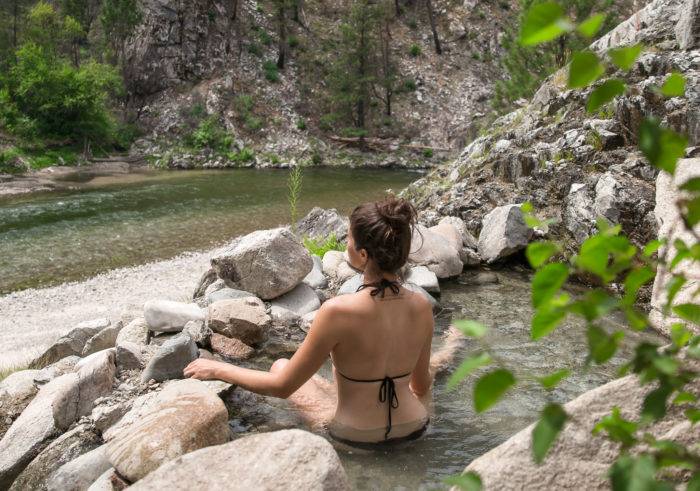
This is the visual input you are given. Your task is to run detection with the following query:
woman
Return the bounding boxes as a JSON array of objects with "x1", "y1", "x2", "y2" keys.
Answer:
[{"x1": 184, "y1": 195, "x2": 460, "y2": 445}]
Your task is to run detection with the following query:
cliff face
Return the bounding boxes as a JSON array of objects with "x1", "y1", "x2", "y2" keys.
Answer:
[{"x1": 403, "y1": 0, "x2": 699, "y2": 253}]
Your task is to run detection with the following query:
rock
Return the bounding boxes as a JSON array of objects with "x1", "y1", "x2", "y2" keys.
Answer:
[
  {"x1": 271, "y1": 283, "x2": 321, "y2": 317},
  {"x1": 300, "y1": 310, "x2": 318, "y2": 331},
  {"x1": 90, "y1": 401, "x2": 131, "y2": 433},
  {"x1": 0, "y1": 351, "x2": 115, "y2": 488},
  {"x1": 404, "y1": 283, "x2": 439, "y2": 310},
  {"x1": 405, "y1": 266, "x2": 440, "y2": 294},
  {"x1": 650, "y1": 159, "x2": 700, "y2": 335},
  {"x1": 115, "y1": 342, "x2": 143, "y2": 372},
  {"x1": 182, "y1": 319, "x2": 213, "y2": 348},
  {"x1": 206, "y1": 287, "x2": 256, "y2": 305},
  {"x1": 129, "y1": 429, "x2": 349, "y2": 491},
  {"x1": 335, "y1": 260, "x2": 357, "y2": 282},
  {"x1": 0, "y1": 370, "x2": 40, "y2": 439},
  {"x1": 210, "y1": 333, "x2": 254, "y2": 360},
  {"x1": 201, "y1": 380, "x2": 234, "y2": 398},
  {"x1": 87, "y1": 468, "x2": 118, "y2": 491},
  {"x1": 564, "y1": 183, "x2": 596, "y2": 243},
  {"x1": 144, "y1": 300, "x2": 205, "y2": 333},
  {"x1": 460, "y1": 247, "x2": 482, "y2": 266},
  {"x1": 303, "y1": 255, "x2": 328, "y2": 289},
  {"x1": 460, "y1": 371, "x2": 700, "y2": 490},
  {"x1": 409, "y1": 225, "x2": 464, "y2": 278},
  {"x1": 270, "y1": 305, "x2": 302, "y2": 324},
  {"x1": 296, "y1": 207, "x2": 349, "y2": 241},
  {"x1": 46, "y1": 445, "x2": 111, "y2": 491},
  {"x1": 675, "y1": 0, "x2": 700, "y2": 49},
  {"x1": 140, "y1": 334, "x2": 198, "y2": 383},
  {"x1": 477, "y1": 205, "x2": 533, "y2": 263},
  {"x1": 429, "y1": 222, "x2": 462, "y2": 252},
  {"x1": 115, "y1": 318, "x2": 149, "y2": 346},
  {"x1": 104, "y1": 379, "x2": 230, "y2": 482},
  {"x1": 192, "y1": 267, "x2": 217, "y2": 300},
  {"x1": 29, "y1": 320, "x2": 108, "y2": 369},
  {"x1": 10, "y1": 424, "x2": 101, "y2": 491},
  {"x1": 82, "y1": 322, "x2": 123, "y2": 357},
  {"x1": 207, "y1": 297, "x2": 270, "y2": 345},
  {"x1": 33, "y1": 356, "x2": 80, "y2": 386},
  {"x1": 438, "y1": 216, "x2": 478, "y2": 249},
  {"x1": 321, "y1": 250, "x2": 345, "y2": 278},
  {"x1": 337, "y1": 274, "x2": 364, "y2": 296},
  {"x1": 211, "y1": 228, "x2": 313, "y2": 300},
  {"x1": 593, "y1": 172, "x2": 623, "y2": 223}
]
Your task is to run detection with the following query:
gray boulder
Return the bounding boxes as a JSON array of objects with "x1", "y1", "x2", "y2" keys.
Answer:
[
  {"x1": 675, "y1": 0, "x2": 700, "y2": 49},
  {"x1": 82, "y1": 322, "x2": 123, "y2": 357},
  {"x1": 182, "y1": 320, "x2": 213, "y2": 348},
  {"x1": 477, "y1": 204, "x2": 533, "y2": 263},
  {"x1": 303, "y1": 255, "x2": 328, "y2": 289},
  {"x1": 192, "y1": 268, "x2": 217, "y2": 300},
  {"x1": 115, "y1": 342, "x2": 144, "y2": 372},
  {"x1": 86, "y1": 468, "x2": 117, "y2": 491},
  {"x1": 270, "y1": 305, "x2": 302, "y2": 325},
  {"x1": 104, "y1": 379, "x2": 230, "y2": 482},
  {"x1": 129, "y1": 429, "x2": 349, "y2": 491},
  {"x1": 405, "y1": 266, "x2": 440, "y2": 294},
  {"x1": 33, "y1": 356, "x2": 80, "y2": 386},
  {"x1": 0, "y1": 370, "x2": 40, "y2": 439},
  {"x1": 564, "y1": 183, "x2": 596, "y2": 243},
  {"x1": 205, "y1": 287, "x2": 256, "y2": 305},
  {"x1": 140, "y1": 334, "x2": 198, "y2": 383},
  {"x1": 144, "y1": 300, "x2": 205, "y2": 333},
  {"x1": 337, "y1": 274, "x2": 364, "y2": 296},
  {"x1": 321, "y1": 250, "x2": 344, "y2": 277},
  {"x1": 115, "y1": 318, "x2": 149, "y2": 346},
  {"x1": 207, "y1": 297, "x2": 270, "y2": 345},
  {"x1": 29, "y1": 319, "x2": 109, "y2": 369},
  {"x1": 46, "y1": 445, "x2": 111, "y2": 491},
  {"x1": 296, "y1": 207, "x2": 349, "y2": 242},
  {"x1": 409, "y1": 225, "x2": 464, "y2": 278},
  {"x1": 271, "y1": 283, "x2": 321, "y2": 317},
  {"x1": 438, "y1": 216, "x2": 478, "y2": 249},
  {"x1": 211, "y1": 228, "x2": 313, "y2": 300}
]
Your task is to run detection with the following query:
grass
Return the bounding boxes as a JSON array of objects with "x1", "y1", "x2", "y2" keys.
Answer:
[
  {"x1": 0, "y1": 363, "x2": 27, "y2": 382},
  {"x1": 303, "y1": 233, "x2": 346, "y2": 257},
  {"x1": 0, "y1": 144, "x2": 84, "y2": 174}
]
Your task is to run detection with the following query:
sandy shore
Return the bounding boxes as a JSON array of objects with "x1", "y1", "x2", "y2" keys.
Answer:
[{"x1": 0, "y1": 250, "x2": 214, "y2": 370}]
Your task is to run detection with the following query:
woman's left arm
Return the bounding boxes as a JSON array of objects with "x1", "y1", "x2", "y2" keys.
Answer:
[{"x1": 184, "y1": 300, "x2": 340, "y2": 398}]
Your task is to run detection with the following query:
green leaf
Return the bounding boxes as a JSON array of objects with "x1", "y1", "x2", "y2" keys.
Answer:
[
  {"x1": 608, "y1": 44, "x2": 643, "y2": 70},
  {"x1": 651, "y1": 355, "x2": 678, "y2": 376},
  {"x1": 622, "y1": 266, "x2": 655, "y2": 305},
  {"x1": 641, "y1": 383, "x2": 673, "y2": 422},
  {"x1": 672, "y1": 391, "x2": 697, "y2": 404},
  {"x1": 638, "y1": 118, "x2": 688, "y2": 174},
  {"x1": 454, "y1": 319, "x2": 487, "y2": 338},
  {"x1": 593, "y1": 407, "x2": 638, "y2": 446},
  {"x1": 687, "y1": 196, "x2": 700, "y2": 227},
  {"x1": 568, "y1": 51, "x2": 605, "y2": 89},
  {"x1": 587, "y1": 79, "x2": 626, "y2": 113},
  {"x1": 474, "y1": 369, "x2": 516, "y2": 413},
  {"x1": 688, "y1": 472, "x2": 700, "y2": 491},
  {"x1": 569, "y1": 289, "x2": 618, "y2": 322},
  {"x1": 532, "y1": 263, "x2": 569, "y2": 308},
  {"x1": 665, "y1": 275, "x2": 687, "y2": 314},
  {"x1": 643, "y1": 239, "x2": 663, "y2": 257},
  {"x1": 444, "y1": 472, "x2": 482, "y2": 491},
  {"x1": 532, "y1": 403, "x2": 567, "y2": 464},
  {"x1": 670, "y1": 323, "x2": 692, "y2": 348},
  {"x1": 526, "y1": 241, "x2": 559, "y2": 268},
  {"x1": 685, "y1": 408, "x2": 700, "y2": 424},
  {"x1": 531, "y1": 300, "x2": 568, "y2": 340},
  {"x1": 673, "y1": 303, "x2": 700, "y2": 325},
  {"x1": 660, "y1": 72, "x2": 686, "y2": 97},
  {"x1": 587, "y1": 325, "x2": 623, "y2": 364},
  {"x1": 577, "y1": 13, "x2": 606, "y2": 38},
  {"x1": 680, "y1": 177, "x2": 700, "y2": 192},
  {"x1": 537, "y1": 369, "x2": 570, "y2": 389},
  {"x1": 610, "y1": 455, "x2": 666, "y2": 491},
  {"x1": 519, "y1": 2, "x2": 573, "y2": 46},
  {"x1": 447, "y1": 353, "x2": 492, "y2": 390}
]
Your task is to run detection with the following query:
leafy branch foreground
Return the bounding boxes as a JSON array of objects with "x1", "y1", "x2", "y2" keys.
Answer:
[{"x1": 447, "y1": 3, "x2": 699, "y2": 490}]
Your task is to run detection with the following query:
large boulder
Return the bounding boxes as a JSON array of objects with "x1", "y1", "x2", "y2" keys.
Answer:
[
  {"x1": 82, "y1": 322, "x2": 123, "y2": 356},
  {"x1": 140, "y1": 334, "x2": 198, "y2": 383},
  {"x1": 211, "y1": 228, "x2": 313, "y2": 300},
  {"x1": 207, "y1": 297, "x2": 270, "y2": 345},
  {"x1": 675, "y1": 0, "x2": 700, "y2": 49},
  {"x1": 0, "y1": 370, "x2": 40, "y2": 439},
  {"x1": 650, "y1": 159, "x2": 700, "y2": 335},
  {"x1": 408, "y1": 225, "x2": 464, "y2": 278},
  {"x1": 271, "y1": 283, "x2": 321, "y2": 317},
  {"x1": 477, "y1": 205, "x2": 533, "y2": 263},
  {"x1": 404, "y1": 266, "x2": 440, "y2": 294},
  {"x1": 129, "y1": 429, "x2": 350, "y2": 491},
  {"x1": 144, "y1": 300, "x2": 205, "y2": 333},
  {"x1": 0, "y1": 350, "x2": 115, "y2": 488},
  {"x1": 437, "y1": 216, "x2": 479, "y2": 249},
  {"x1": 46, "y1": 445, "x2": 111, "y2": 491},
  {"x1": 458, "y1": 370, "x2": 700, "y2": 490},
  {"x1": 296, "y1": 207, "x2": 349, "y2": 242},
  {"x1": 29, "y1": 319, "x2": 110, "y2": 369},
  {"x1": 104, "y1": 379, "x2": 230, "y2": 482}
]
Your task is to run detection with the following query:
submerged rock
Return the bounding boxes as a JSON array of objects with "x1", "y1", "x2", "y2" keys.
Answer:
[
  {"x1": 271, "y1": 283, "x2": 321, "y2": 317},
  {"x1": 144, "y1": 300, "x2": 205, "y2": 333},
  {"x1": 140, "y1": 334, "x2": 198, "y2": 383},
  {"x1": 477, "y1": 205, "x2": 533, "y2": 263},
  {"x1": 211, "y1": 228, "x2": 313, "y2": 300},
  {"x1": 129, "y1": 429, "x2": 349, "y2": 490},
  {"x1": 104, "y1": 379, "x2": 230, "y2": 482},
  {"x1": 207, "y1": 297, "x2": 270, "y2": 345}
]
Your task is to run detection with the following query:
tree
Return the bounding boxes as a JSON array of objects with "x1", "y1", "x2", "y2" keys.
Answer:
[
  {"x1": 424, "y1": 0, "x2": 442, "y2": 54},
  {"x1": 274, "y1": 0, "x2": 288, "y2": 69},
  {"x1": 100, "y1": 0, "x2": 142, "y2": 64},
  {"x1": 373, "y1": 5, "x2": 399, "y2": 117}
]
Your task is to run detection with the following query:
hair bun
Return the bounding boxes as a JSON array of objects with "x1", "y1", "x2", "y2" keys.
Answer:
[{"x1": 376, "y1": 195, "x2": 417, "y2": 229}]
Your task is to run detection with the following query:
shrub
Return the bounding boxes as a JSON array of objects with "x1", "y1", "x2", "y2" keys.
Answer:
[
  {"x1": 340, "y1": 127, "x2": 368, "y2": 138},
  {"x1": 303, "y1": 233, "x2": 346, "y2": 257},
  {"x1": 409, "y1": 44, "x2": 421, "y2": 57},
  {"x1": 402, "y1": 79, "x2": 417, "y2": 92},
  {"x1": 296, "y1": 118, "x2": 307, "y2": 130},
  {"x1": 262, "y1": 60, "x2": 279, "y2": 82},
  {"x1": 244, "y1": 115, "x2": 263, "y2": 131},
  {"x1": 288, "y1": 35, "x2": 299, "y2": 48},
  {"x1": 187, "y1": 116, "x2": 231, "y2": 152},
  {"x1": 423, "y1": 148, "x2": 433, "y2": 158},
  {"x1": 247, "y1": 42, "x2": 262, "y2": 57}
]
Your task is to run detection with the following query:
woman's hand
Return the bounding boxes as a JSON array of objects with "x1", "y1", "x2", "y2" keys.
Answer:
[{"x1": 183, "y1": 358, "x2": 226, "y2": 381}]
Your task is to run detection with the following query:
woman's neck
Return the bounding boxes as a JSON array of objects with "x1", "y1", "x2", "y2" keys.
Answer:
[{"x1": 363, "y1": 269, "x2": 399, "y2": 284}]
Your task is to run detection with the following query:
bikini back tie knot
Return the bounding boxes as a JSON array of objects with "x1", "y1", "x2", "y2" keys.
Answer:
[{"x1": 356, "y1": 278, "x2": 401, "y2": 298}]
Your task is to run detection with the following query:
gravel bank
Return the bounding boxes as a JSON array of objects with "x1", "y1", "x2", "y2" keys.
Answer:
[{"x1": 0, "y1": 250, "x2": 213, "y2": 370}]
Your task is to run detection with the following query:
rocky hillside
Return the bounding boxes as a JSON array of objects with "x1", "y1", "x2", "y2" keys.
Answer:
[{"x1": 403, "y1": 0, "x2": 699, "y2": 253}]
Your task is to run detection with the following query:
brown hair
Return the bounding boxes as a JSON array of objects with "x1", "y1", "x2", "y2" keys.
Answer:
[{"x1": 350, "y1": 195, "x2": 417, "y2": 274}]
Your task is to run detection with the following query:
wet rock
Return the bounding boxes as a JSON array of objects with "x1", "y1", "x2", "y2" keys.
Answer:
[
  {"x1": 46, "y1": 445, "x2": 111, "y2": 491},
  {"x1": 82, "y1": 322, "x2": 123, "y2": 357},
  {"x1": 207, "y1": 297, "x2": 270, "y2": 345},
  {"x1": 296, "y1": 207, "x2": 349, "y2": 241},
  {"x1": 0, "y1": 351, "x2": 115, "y2": 488},
  {"x1": 29, "y1": 319, "x2": 108, "y2": 369},
  {"x1": 206, "y1": 287, "x2": 256, "y2": 305},
  {"x1": 477, "y1": 205, "x2": 533, "y2": 263},
  {"x1": 115, "y1": 341, "x2": 143, "y2": 372},
  {"x1": 140, "y1": 334, "x2": 198, "y2": 383},
  {"x1": 271, "y1": 283, "x2": 321, "y2": 317},
  {"x1": 129, "y1": 429, "x2": 349, "y2": 491},
  {"x1": 210, "y1": 333, "x2": 254, "y2": 360},
  {"x1": 405, "y1": 266, "x2": 440, "y2": 294},
  {"x1": 144, "y1": 300, "x2": 205, "y2": 333},
  {"x1": 0, "y1": 370, "x2": 40, "y2": 439},
  {"x1": 675, "y1": 0, "x2": 700, "y2": 50},
  {"x1": 10, "y1": 424, "x2": 101, "y2": 491},
  {"x1": 409, "y1": 225, "x2": 463, "y2": 278},
  {"x1": 303, "y1": 255, "x2": 328, "y2": 289},
  {"x1": 211, "y1": 228, "x2": 313, "y2": 300},
  {"x1": 104, "y1": 379, "x2": 230, "y2": 482},
  {"x1": 115, "y1": 318, "x2": 149, "y2": 347}
]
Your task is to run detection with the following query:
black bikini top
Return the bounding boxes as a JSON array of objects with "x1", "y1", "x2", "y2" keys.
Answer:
[{"x1": 335, "y1": 278, "x2": 408, "y2": 440}]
